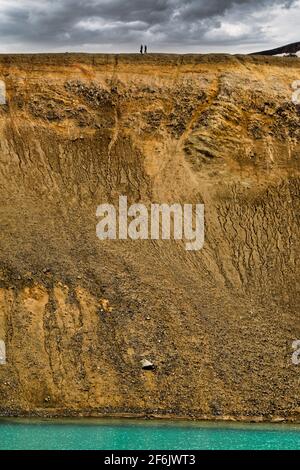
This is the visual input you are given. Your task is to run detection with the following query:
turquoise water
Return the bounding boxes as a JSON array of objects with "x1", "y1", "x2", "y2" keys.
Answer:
[{"x1": 0, "y1": 418, "x2": 300, "y2": 450}]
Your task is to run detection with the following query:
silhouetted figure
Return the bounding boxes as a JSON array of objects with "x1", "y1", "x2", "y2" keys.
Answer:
[
  {"x1": 144, "y1": 45, "x2": 148, "y2": 54},
  {"x1": 140, "y1": 45, "x2": 143, "y2": 54}
]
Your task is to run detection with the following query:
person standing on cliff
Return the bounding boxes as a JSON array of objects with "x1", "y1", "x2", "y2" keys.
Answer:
[
  {"x1": 140, "y1": 45, "x2": 143, "y2": 54},
  {"x1": 144, "y1": 45, "x2": 148, "y2": 54}
]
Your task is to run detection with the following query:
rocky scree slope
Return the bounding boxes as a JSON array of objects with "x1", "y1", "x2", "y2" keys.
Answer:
[{"x1": 0, "y1": 54, "x2": 299, "y2": 420}]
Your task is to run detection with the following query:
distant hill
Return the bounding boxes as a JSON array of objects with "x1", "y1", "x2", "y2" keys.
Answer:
[{"x1": 251, "y1": 41, "x2": 300, "y2": 56}]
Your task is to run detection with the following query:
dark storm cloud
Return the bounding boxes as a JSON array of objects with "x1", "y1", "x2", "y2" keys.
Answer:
[
  {"x1": 0, "y1": 0, "x2": 298, "y2": 52},
  {"x1": 177, "y1": 0, "x2": 294, "y2": 19}
]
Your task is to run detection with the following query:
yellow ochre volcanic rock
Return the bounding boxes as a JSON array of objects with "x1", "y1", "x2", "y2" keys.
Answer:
[{"x1": 0, "y1": 54, "x2": 299, "y2": 421}]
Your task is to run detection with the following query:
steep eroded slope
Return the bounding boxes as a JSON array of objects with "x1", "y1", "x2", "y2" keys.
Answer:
[{"x1": 0, "y1": 54, "x2": 299, "y2": 420}]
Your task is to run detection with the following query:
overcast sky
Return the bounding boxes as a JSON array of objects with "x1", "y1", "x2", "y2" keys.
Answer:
[{"x1": 0, "y1": 0, "x2": 299, "y2": 54}]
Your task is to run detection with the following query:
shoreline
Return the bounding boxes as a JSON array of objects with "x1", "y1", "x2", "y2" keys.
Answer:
[{"x1": 0, "y1": 409, "x2": 299, "y2": 425}]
